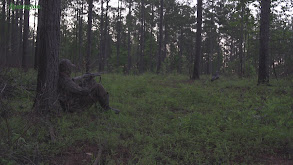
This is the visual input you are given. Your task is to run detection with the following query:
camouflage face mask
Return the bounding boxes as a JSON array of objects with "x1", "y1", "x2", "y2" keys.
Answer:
[{"x1": 59, "y1": 59, "x2": 76, "y2": 76}]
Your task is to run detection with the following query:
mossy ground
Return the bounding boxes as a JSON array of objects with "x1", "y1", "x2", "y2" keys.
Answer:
[{"x1": 0, "y1": 70, "x2": 292, "y2": 164}]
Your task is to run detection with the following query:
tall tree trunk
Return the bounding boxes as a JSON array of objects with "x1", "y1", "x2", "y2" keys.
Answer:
[
  {"x1": 75, "y1": 8, "x2": 78, "y2": 64},
  {"x1": 207, "y1": 35, "x2": 210, "y2": 75},
  {"x1": 99, "y1": 0, "x2": 104, "y2": 71},
  {"x1": 22, "y1": 0, "x2": 29, "y2": 70},
  {"x1": 6, "y1": 0, "x2": 11, "y2": 66},
  {"x1": 116, "y1": 0, "x2": 121, "y2": 68},
  {"x1": 163, "y1": 21, "x2": 167, "y2": 62},
  {"x1": 34, "y1": 0, "x2": 43, "y2": 70},
  {"x1": 230, "y1": 38, "x2": 234, "y2": 62},
  {"x1": 86, "y1": 0, "x2": 93, "y2": 73},
  {"x1": 239, "y1": 1, "x2": 244, "y2": 77},
  {"x1": 217, "y1": 36, "x2": 221, "y2": 71},
  {"x1": 11, "y1": 0, "x2": 16, "y2": 66},
  {"x1": 139, "y1": 0, "x2": 145, "y2": 73},
  {"x1": 192, "y1": 0, "x2": 203, "y2": 80},
  {"x1": 34, "y1": 0, "x2": 61, "y2": 112},
  {"x1": 103, "y1": 0, "x2": 109, "y2": 71},
  {"x1": 150, "y1": 2, "x2": 154, "y2": 72},
  {"x1": 127, "y1": 0, "x2": 132, "y2": 74},
  {"x1": 210, "y1": 0, "x2": 214, "y2": 74},
  {"x1": 1, "y1": 0, "x2": 6, "y2": 65},
  {"x1": 178, "y1": 28, "x2": 183, "y2": 74},
  {"x1": 258, "y1": 0, "x2": 270, "y2": 85},
  {"x1": 32, "y1": 0, "x2": 36, "y2": 66},
  {"x1": 15, "y1": 0, "x2": 20, "y2": 65},
  {"x1": 78, "y1": 1, "x2": 83, "y2": 70},
  {"x1": 156, "y1": 0, "x2": 163, "y2": 74}
]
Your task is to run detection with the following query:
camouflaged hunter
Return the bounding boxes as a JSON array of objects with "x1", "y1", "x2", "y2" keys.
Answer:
[{"x1": 58, "y1": 59, "x2": 120, "y2": 114}]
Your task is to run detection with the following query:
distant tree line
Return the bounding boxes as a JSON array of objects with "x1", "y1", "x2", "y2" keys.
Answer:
[{"x1": 0, "y1": 0, "x2": 292, "y2": 79}]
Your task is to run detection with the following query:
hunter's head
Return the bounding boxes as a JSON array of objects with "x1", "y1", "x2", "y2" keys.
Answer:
[{"x1": 59, "y1": 59, "x2": 76, "y2": 76}]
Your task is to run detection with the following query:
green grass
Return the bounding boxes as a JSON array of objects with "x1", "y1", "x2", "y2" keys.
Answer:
[{"x1": 1, "y1": 70, "x2": 292, "y2": 164}]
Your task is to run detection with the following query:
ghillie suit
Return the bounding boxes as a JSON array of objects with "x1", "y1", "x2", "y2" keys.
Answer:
[{"x1": 58, "y1": 59, "x2": 120, "y2": 114}]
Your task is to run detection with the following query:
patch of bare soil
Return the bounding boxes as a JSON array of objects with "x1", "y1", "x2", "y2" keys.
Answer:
[{"x1": 50, "y1": 142, "x2": 99, "y2": 165}]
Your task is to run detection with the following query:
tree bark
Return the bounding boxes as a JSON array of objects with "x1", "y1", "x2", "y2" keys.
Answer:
[
  {"x1": 139, "y1": 0, "x2": 145, "y2": 74},
  {"x1": 103, "y1": 0, "x2": 109, "y2": 70},
  {"x1": 217, "y1": 36, "x2": 221, "y2": 71},
  {"x1": 99, "y1": 0, "x2": 104, "y2": 71},
  {"x1": 11, "y1": 0, "x2": 16, "y2": 66},
  {"x1": 127, "y1": 0, "x2": 132, "y2": 74},
  {"x1": 86, "y1": 0, "x2": 93, "y2": 73},
  {"x1": 156, "y1": 0, "x2": 163, "y2": 74},
  {"x1": 79, "y1": 1, "x2": 83, "y2": 70},
  {"x1": 258, "y1": 0, "x2": 270, "y2": 85},
  {"x1": 116, "y1": 0, "x2": 121, "y2": 68},
  {"x1": 32, "y1": 0, "x2": 36, "y2": 61},
  {"x1": 15, "y1": 0, "x2": 20, "y2": 66},
  {"x1": 192, "y1": 0, "x2": 202, "y2": 80},
  {"x1": 22, "y1": 0, "x2": 29, "y2": 70},
  {"x1": 6, "y1": 0, "x2": 11, "y2": 66},
  {"x1": 150, "y1": 2, "x2": 154, "y2": 72},
  {"x1": 34, "y1": 0, "x2": 43, "y2": 70},
  {"x1": 207, "y1": 34, "x2": 210, "y2": 75},
  {"x1": 1, "y1": 0, "x2": 6, "y2": 65},
  {"x1": 178, "y1": 28, "x2": 183, "y2": 74},
  {"x1": 239, "y1": 1, "x2": 244, "y2": 77},
  {"x1": 34, "y1": 0, "x2": 61, "y2": 113}
]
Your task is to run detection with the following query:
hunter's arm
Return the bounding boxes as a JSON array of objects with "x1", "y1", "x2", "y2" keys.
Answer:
[
  {"x1": 72, "y1": 76, "x2": 83, "y2": 82},
  {"x1": 63, "y1": 78, "x2": 90, "y2": 95}
]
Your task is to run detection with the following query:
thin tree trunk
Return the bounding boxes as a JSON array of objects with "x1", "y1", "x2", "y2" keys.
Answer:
[
  {"x1": 32, "y1": 0, "x2": 36, "y2": 64},
  {"x1": 139, "y1": 0, "x2": 145, "y2": 73},
  {"x1": 103, "y1": 0, "x2": 109, "y2": 71},
  {"x1": 34, "y1": 0, "x2": 61, "y2": 113},
  {"x1": 192, "y1": 0, "x2": 202, "y2": 80},
  {"x1": 75, "y1": 8, "x2": 78, "y2": 64},
  {"x1": 11, "y1": 0, "x2": 16, "y2": 66},
  {"x1": 15, "y1": 0, "x2": 20, "y2": 65},
  {"x1": 86, "y1": 0, "x2": 93, "y2": 73},
  {"x1": 230, "y1": 38, "x2": 234, "y2": 62},
  {"x1": 6, "y1": 0, "x2": 11, "y2": 66},
  {"x1": 210, "y1": 0, "x2": 214, "y2": 74},
  {"x1": 178, "y1": 28, "x2": 183, "y2": 74},
  {"x1": 163, "y1": 22, "x2": 167, "y2": 62},
  {"x1": 217, "y1": 36, "x2": 221, "y2": 71},
  {"x1": 116, "y1": 0, "x2": 121, "y2": 68},
  {"x1": 258, "y1": 0, "x2": 270, "y2": 85},
  {"x1": 157, "y1": 0, "x2": 163, "y2": 74},
  {"x1": 150, "y1": 2, "x2": 154, "y2": 72},
  {"x1": 99, "y1": 0, "x2": 104, "y2": 71},
  {"x1": 79, "y1": 1, "x2": 83, "y2": 70},
  {"x1": 127, "y1": 0, "x2": 132, "y2": 74},
  {"x1": 34, "y1": 0, "x2": 43, "y2": 70},
  {"x1": 22, "y1": 0, "x2": 29, "y2": 70},
  {"x1": 243, "y1": 11, "x2": 248, "y2": 76},
  {"x1": 239, "y1": 1, "x2": 244, "y2": 77},
  {"x1": 1, "y1": 0, "x2": 6, "y2": 65},
  {"x1": 207, "y1": 34, "x2": 210, "y2": 75}
]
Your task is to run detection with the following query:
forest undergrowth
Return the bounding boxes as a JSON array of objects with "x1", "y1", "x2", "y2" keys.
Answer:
[{"x1": 0, "y1": 69, "x2": 292, "y2": 164}]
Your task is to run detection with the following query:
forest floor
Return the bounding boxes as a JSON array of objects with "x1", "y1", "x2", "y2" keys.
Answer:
[{"x1": 0, "y1": 69, "x2": 292, "y2": 164}]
